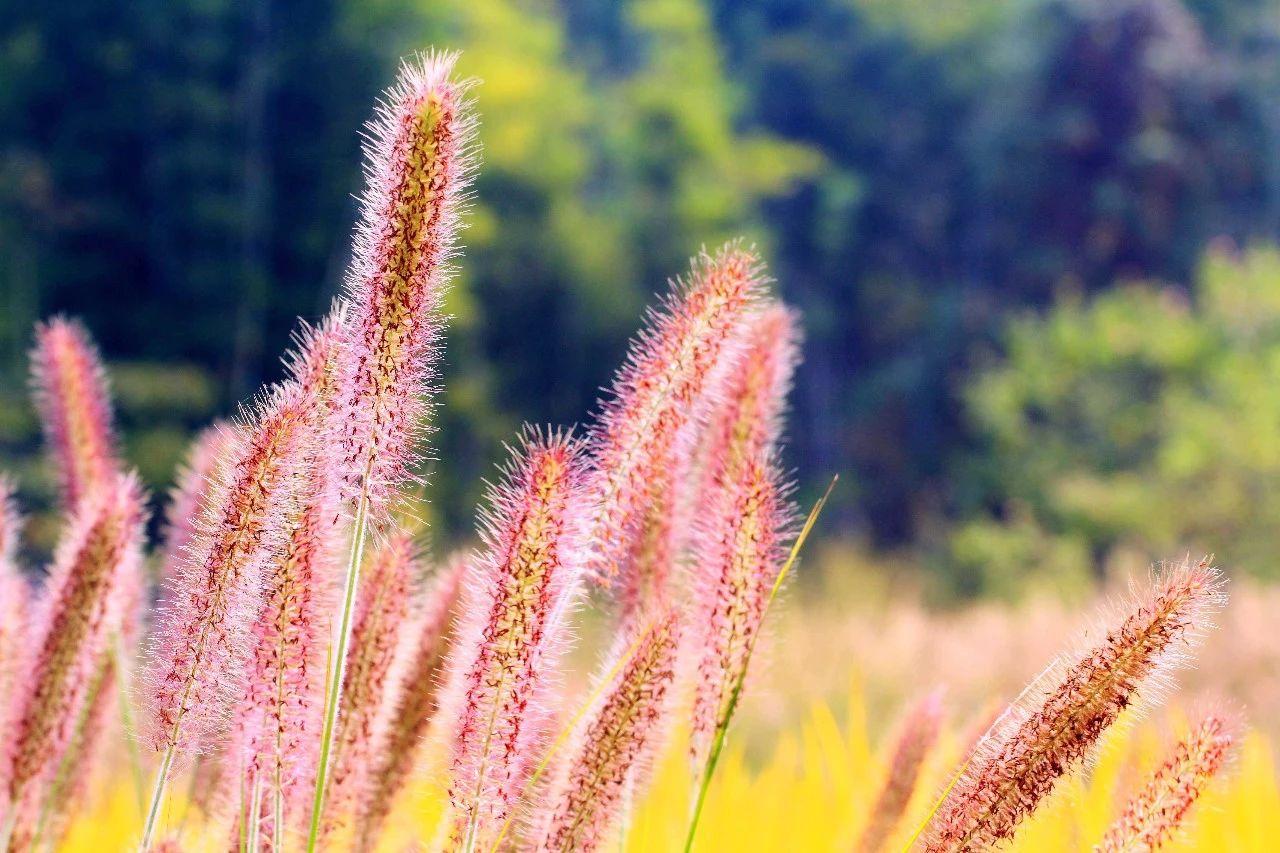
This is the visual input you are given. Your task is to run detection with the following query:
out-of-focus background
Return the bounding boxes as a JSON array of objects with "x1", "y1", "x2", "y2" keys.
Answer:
[{"x1": 3, "y1": 0, "x2": 1280, "y2": 609}]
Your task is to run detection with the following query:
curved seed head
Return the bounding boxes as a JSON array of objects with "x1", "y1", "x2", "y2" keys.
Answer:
[
  {"x1": 29, "y1": 317, "x2": 120, "y2": 508},
  {"x1": 925, "y1": 558, "x2": 1226, "y2": 852},
  {"x1": 440, "y1": 430, "x2": 588, "y2": 850}
]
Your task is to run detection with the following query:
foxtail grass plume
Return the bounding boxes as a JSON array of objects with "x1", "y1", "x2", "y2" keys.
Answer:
[
  {"x1": 857, "y1": 690, "x2": 943, "y2": 853},
  {"x1": 144, "y1": 380, "x2": 319, "y2": 763},
  {"x1": 159, "y1": 423, "x2": 242, "y2": 585},
  {"x1": 357, "y1": 553, "x2": 466, "y2": 844},
  {"x1": 587, "y1": 245, "x2": 765, "y2": 605},
  {"x1": 441, "y1": 431, "x2": 588, "y2": 850},
  {"x1": 29, "y1": 318, "x2": 120, "y2": 508},
  {"x1": 689, "y1": 448, "x2": 795, "y2": 765},
  {"x1": 326, "y1": 532, "x2": 421, "y2": 832},
  {"x1": 0, "y1": 478, "x2": 27, "y2": 715},
  {"x1": 225, "y1": 318, "x2": 347, "y2": 846},
  {"x1": 335, "y1": 51, "x2": 475, "y2": 509},
  {"x1": 693, "y1": 302, "x2": 799, "y2": 510},
  {"x1": 533, "y1": 607, "x2": 682, "y2": 853},
  {"x1": 1, "y1": 474, "x2": 144, "y2": 849},
  {"x1": 924, "y1": 558, "x2": 1226, "y2": 852},
  {"x1": 1098, "y1": 712, "x2": 1237, "y2": 852}
]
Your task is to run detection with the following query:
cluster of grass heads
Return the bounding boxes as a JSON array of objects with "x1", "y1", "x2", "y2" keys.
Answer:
[
  {"x1": 55, "y1": 680, "x2": 1280, "y2": 851},
  {"x1": 0, "y1": 50, "x2": 1272, "y2": 853}
]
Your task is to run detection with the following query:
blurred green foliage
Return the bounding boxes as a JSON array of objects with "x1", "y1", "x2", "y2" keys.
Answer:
[
  {"x1": 1, "y1": 0, "x2": 1279, "y2": 592},
  {"x1": 954, "y1": 246, "x2": 1280, "y2": 595}
]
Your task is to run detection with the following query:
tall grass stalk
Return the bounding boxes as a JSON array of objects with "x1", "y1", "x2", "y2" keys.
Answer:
[
  {"x1": 682, "y1": 476, "x2": 835, "y2": 853},
  {"x1": 306, "y1": 482, "x2": 370, "y2": 852}
]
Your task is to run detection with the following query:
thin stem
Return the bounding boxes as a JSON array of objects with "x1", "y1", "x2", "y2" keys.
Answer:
[
  {"x1": 681, "y1": 476, "x2": 835, "y2": 853},
  {"x1": 140, "y1": 743, "x2": 176, "y2": 851},
  {"x1": 306, "y1": 483, "x2": 371, "y2": 852}
]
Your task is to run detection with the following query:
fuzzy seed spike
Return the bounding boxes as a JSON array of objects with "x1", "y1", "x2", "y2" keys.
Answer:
[
  {"x1": 1098, "y1": 713, "x2": 1237, "y2": 852},
  {"x1": 325, "y1": 531, "x2": 421, "y2": 834},
  {"x1": 159, "y1": 423, "x2": 243, "y2": 587},
  {"x1": 224, "y1": 319, "x2": 349, "y2": 849},
  {"x1": 29, "y1": 317, "x2": 120, "y2": 508},
  {"x1": 694, "y1": 301, "x2": 800, "y2": 510},
  {"x1": 587, "y1": 245, "x2": 766, "y2": 599},
  {"x1": 689, "y1": 448, "x2": 796, "y2": 766},
  {"x1": 924, "y1": 558, "x2": 1226, "y2": 852},
  {"x1": 1, "y1": 474, "x2": 145, "y2": 848},
  {"x1": 533, "y1": 607, "x2": 682, "y2": 853},
  {"x1": 143, "y1": 380, "x2": 319, "y2": 761},
  {"x1": 357, "y1": 552, "x2": 466, "y2": 845},
  {"x1": 857, "y1": 690, "x2": 944, "y2": 853},
  {"x1": 336, "y1": 51, "x2": 476, "y2": 510},
  {"x1": 440, "y1": 430, "x2": 589, "y2": 851}
]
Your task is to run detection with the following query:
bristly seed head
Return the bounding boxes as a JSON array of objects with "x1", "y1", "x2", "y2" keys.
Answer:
[
  {"x1": 325, "y1": 530, "x2": 422, "y2": 834},
  {"x1": 143, "y1": 379, "x2": 319, "y2": 760},
  {"x1": 2, "y1": 474, "x2": 145, "y2": 844},
  {"x1": 225, "y1": 317, "x2": 349, "y2": 846},
  {"x1": 159, "y1": 422, "x2": 243, "y2": 587},
  {"x1": 335, "y1": 51, "x2": 477, "y2": 511},
  {"x1": 533, "y1": 607, "x2": 682, "y2": 853},
  {"x1": 440, "y1": 430, "x2": 588, "y2": 851},
  {"x1": 1098, "y1": 712, "x2": 1237, "y2": 852},
  {"x1": 924, "y1": 558, "x2": 1226, "y2": 852},
  {"x1": 586, "y1": 245, "x2": 766, "y2": 604},
  {"x1": 29, "y1": 317, "x2": 121, "y2": 509},
  {"x1": 857, "y1": 690, "x2": 944, "y2": 853},
  {"x1": 689, "y1": 448, "x2": 796, "y2": 766},
  {"x1": 357, "y1": 552, "x2": 467, "y2": 845}
]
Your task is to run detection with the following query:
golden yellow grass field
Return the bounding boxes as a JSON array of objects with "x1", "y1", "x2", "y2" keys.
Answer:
[{"x1": 58, "y1": 552, "x2": 1280, "y2": 851}]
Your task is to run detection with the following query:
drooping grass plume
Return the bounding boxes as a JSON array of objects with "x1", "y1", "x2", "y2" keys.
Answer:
[
  {"x1": 224, "y1": 319, "x2": 347, "y2": 849},
  {"x1": 357, "y1": 553, "x2": 466, "y2": 845},
  {"x1": 325, "y1": 532, "x2": 421, "y2": 834},
  {"x1": 0, "y1": 478, "x2": 27, "y2": 716},
  {"x1": 533, "y1": 607, "x2": 682, "y2": 853},
  {"x1": 310, "y1": 53, "x2": 475, "y2": 850},
  {"x1": 923, "y1": 558, "x2": 1226, "y2": 852},
  {"x1": 141, "y1": 380, "x2": 319, "y2": 848},
  {"x1": 159, "y1": 423, "x2": 242, "y2": 585},
  {"x1": 856, "y1": 689, "x2": 944, "y2": 853},
  {"x1": 440, "y1": 431, "x2": 588, "y2": 851},
  {"x1": 689, "y1": 449, "x2": 796, "y2": 767},
  {"x1": 586, "y1": 245, "x2": 765, "y2": 607},
  {"x1": 29, "y1": 317, "x2": 120, "y2": 508},
  {"x1": 1098, "y1": 712, "x2": 1237, "y2": 852},
  {"x1": 1, "y1": 474, "x2": 145, "y2": 850}
]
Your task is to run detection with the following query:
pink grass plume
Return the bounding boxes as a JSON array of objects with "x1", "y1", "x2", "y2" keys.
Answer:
[
  {"x1": 335, "y1": 51, "x2": 476, "y2": 510},
  {"x1": 533, "y1": 607, "x2": 682, "y2": 852},
  {"x1": 689, "y1": 448, "x2": 796, "y2": 766},
  {"x1": 1, "y1": 474, "x2": 145, "y2": 849},
  {"x1": 357, "y1": 553, "x2": 466, "y2": 844},
  {"x1": 325, "y1": 531, "x2": 421, "y2": 834},
  {"x1": 586, "y1": 245, "x2": 766, "y2": 606},
  {"x1": 141, "y1": 375, "x2": 323, "y2": 848},
  {"x1": 694, "y1": 302, "x2": 799, "y2": 509},
  {"x1": 224, "y1": 319, "x2": 346, "y2": 848},
  {"x1": 440, "y1": 430, "x2": 588, "y2": 850},
  {"x1": 159, "y1": 423, "x2": 243, "y2": 586},
  {"x1": 1098, "y1": 712, "x2": 1237, "y2": 852},
  {"x1": 857, "y1": 690, "x2": 944, "y2": 853},
  {"x1": 29, "y1": 317, "x2": 120, "y2": 508},
  {"x1": 923, "y1": 558, "x2": 1226, "y2": 852}
]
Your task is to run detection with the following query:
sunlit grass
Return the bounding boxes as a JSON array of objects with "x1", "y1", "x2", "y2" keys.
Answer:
[{"x1": 60, "y1": 677, "x2": 1280, "y2": 851}]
